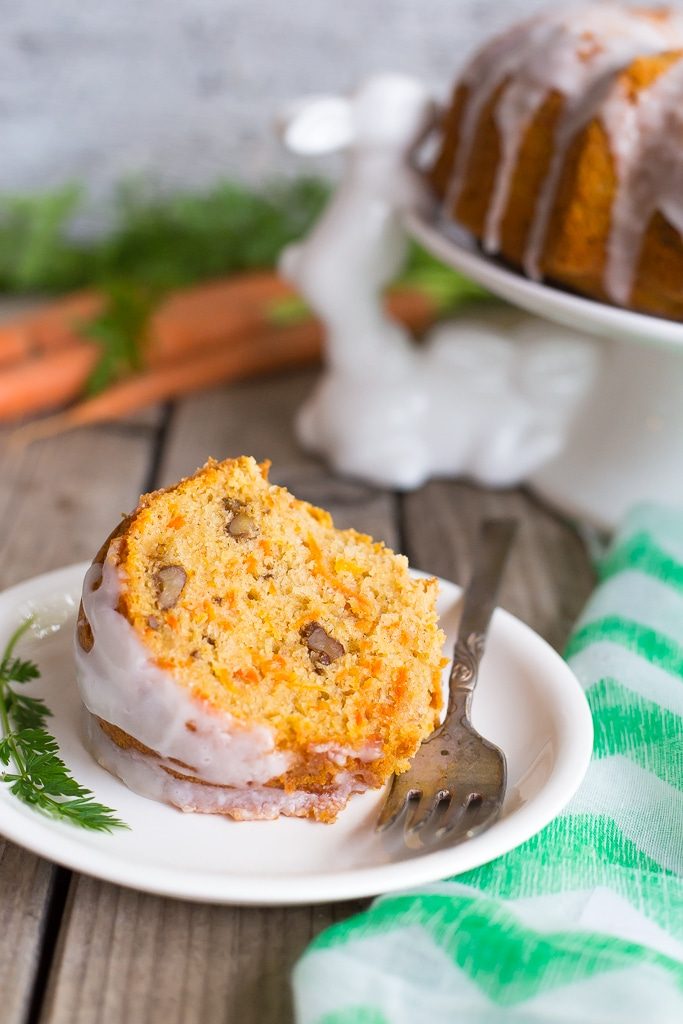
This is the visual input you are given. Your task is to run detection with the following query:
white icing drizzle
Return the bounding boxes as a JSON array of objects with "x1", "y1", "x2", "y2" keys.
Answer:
[
  {"x1": 444, "y1": 18, "x2": 532, "y2": 224},
  {"x1": 87, "y1": 715, "x2": 370, "y2": 820},
  {"x1": 76, "y1": 557, "x2": 293, "y2": 787},
  {"x1": 310, "y1": 740, "x2": 382, "y2": 765},
  {"x1": 602, "y1": 58, "x2": 683, "y2": 304},
  {"x1": 75, "y1": 552, "x2": 382, "y2": 816},
  {"x1": 523, "y1": 70, "x2": 616, "y2": 281},
  {"x1": 443, "y1": 3, "x2": 683, "y2": 300}
]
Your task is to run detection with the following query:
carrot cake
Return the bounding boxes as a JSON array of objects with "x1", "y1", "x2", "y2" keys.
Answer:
[
  {"x1": 75, "y1": 456, "x2": 444, "y2": 822},
  {"x1": 430, "y1": 3, "x2": 683, "y2": 319}
]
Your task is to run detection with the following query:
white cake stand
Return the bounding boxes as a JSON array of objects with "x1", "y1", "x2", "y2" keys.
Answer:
[
  {"x1": 408, "y1": 212, "x2": 683, "y2": 528},
  {"x1": 278, "y1": 74, "x2": 683, "y2": 530}
]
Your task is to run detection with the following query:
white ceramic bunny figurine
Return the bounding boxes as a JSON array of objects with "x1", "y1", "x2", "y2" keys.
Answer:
[
  {"x1": 279, "y1": 74, "x2": 599, "y2": 489},
  {"x1": 280, "y1": 74, "x2": 435, "y2": 375}
]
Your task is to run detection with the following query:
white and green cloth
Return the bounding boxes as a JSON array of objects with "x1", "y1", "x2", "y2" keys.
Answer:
[{"x1": 293, "y1": 505, "x2": 683, "y2": 1023}]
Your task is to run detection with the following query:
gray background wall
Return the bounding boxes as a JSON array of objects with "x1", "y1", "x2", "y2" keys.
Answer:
[{"x1": 1, "y1": 0, "x2": 674, "y2": 199}]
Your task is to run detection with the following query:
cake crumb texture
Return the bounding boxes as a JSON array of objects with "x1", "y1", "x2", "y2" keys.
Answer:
[{"x1": 110, "y1": 456, "x2": 444, "y2": 786}]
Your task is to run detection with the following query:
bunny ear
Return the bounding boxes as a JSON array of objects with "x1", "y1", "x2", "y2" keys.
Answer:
[{"x1": 278, "y1": 95, "x2": 354, "y2": 154}]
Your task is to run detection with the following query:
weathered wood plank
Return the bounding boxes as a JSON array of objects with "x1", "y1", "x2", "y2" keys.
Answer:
[
  {"x1": 401, "y1": 479, "x2": 595, "y2": 650},
  {"x1": 41, "y1": 370, "x2": 393, "y2": 1024},
  {"x1": 0, "y1": 421, "x2": 157, "y2": 1024},
  {"x1": 158, "y1": 371, "x2": 398, "y2": 548},
  {"x1": 0, "y1": 427, "x2": 158, "y2": 587},
  {"x1": 0, "y1": 845, "x2": 55, "y2": 1024},
  {"x1": 35, "y1": 371, "x2": 593, "y2": 1024},
  {"x1": 41, "y1": 879, "x2": 368, "y2": 1024}
]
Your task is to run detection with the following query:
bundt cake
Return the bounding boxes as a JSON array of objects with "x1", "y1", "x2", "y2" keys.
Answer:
[
  {"x1": 75, "y1": 456, "x2": 444, "y2": 822},
  {"x1": 430, "y1": 3, "x2": 683, "y2": 319}
]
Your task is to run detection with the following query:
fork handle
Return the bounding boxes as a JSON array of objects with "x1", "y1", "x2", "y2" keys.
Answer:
[{"x1": 446, "y1": 519, "x2": 516, "y2": 718}]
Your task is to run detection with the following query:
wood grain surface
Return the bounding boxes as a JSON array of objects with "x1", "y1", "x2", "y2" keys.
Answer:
[
  {"x1": 0, "y1": 367, "x2": 595, "y2": 1024},
  {"x1": 0, "y1": 413, "x2": 157, "y2": 1024}
]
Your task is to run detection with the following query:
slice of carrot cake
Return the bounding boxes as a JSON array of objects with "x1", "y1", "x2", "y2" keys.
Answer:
[{"x1": 75, "y1": 456, "x2": 444, "y2": 822}]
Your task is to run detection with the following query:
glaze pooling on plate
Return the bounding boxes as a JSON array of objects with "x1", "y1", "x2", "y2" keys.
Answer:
[
  {"x1": 0, "y1": 563, "x2": 593, "y2": 905},
  {"x1": 86, "y1": 716, "x2": 367, "y2": 821}
]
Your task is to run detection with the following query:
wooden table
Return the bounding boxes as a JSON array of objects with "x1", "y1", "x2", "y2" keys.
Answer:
[{"x1": 0, "y1": 366, "x2": 595, "y2": 1024}]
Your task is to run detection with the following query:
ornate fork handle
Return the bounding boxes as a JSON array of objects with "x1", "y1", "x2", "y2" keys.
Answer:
[
  {"x1": 376, "y1": 517, "x2": 516, "y2": 838},
  {"x1": 449, "y1": 632, "x2": 485, "y2": 688},
  {"x1": 444, "y1": 520, "x2": 517, "y2": 720}
]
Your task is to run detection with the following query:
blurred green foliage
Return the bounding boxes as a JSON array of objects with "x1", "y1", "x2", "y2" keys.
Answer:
[
  {"x1": 401, "y1": 243, "x2": 489, "y2": 312},
  {"x1": 0, "y1": 178, "x2": 329, "y2": 294},
  {"x1": 0, "y1": 179, "x2": 489, "y2": 392},
  {"x1": 0, "y1": 178, "x2": 331, "y2": 391}
]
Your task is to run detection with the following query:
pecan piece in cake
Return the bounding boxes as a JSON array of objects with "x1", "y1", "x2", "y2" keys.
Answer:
[
  {"x1": 224, "y1": 498, "x2": 259, "y2": 539},
  {"x1": 153, "y1": 565, "x2": 187, "y2": 609},
  {"x1": 300, "y1": 621, "x2": 345, "y2": 672}
]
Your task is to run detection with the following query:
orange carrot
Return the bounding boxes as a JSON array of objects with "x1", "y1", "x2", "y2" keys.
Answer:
[
  {"x1": 0, "y1": 328, "x2": 27, "y2": 368},
  {"x1": 0, "y1": 344, "x2": 99, "y2": 420},
  {"x1": 147, "y1": 273, "x2": 294, "y2": 364},
  {"x1": 147, "y1": 279, "x2": 435, "y2": 364},
  {"x1": 0, "y1": 277, "x2": 440, "y2": 425},
  {"x1": 0, "y1": 274, "x2": 295, "y2": 418},
  {"x1": 386, "y1": 287, "x2": 437, "y2": 338},
  {"x1": 0, "y1": 292, "x2": 103, "y2": 366},
  {"x1": 0, "y1": 273, "x2": 438, "y2": 375},
  {"x1": 11, "y1": 321, "x2": 324, "y2": 445},
  {"x1": 0, "y1": 275, "x2": 291, "y2": 370}
]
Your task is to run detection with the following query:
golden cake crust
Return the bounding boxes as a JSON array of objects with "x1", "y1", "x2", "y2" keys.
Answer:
[
  {"x1": 430, "y1": 5, "x2": 683, "y2": 319},
  {"x1": 77, "y1": 456, "x2": 445, "y2": 820}
]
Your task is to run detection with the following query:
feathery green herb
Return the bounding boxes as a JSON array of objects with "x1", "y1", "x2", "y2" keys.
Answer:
[{"x1": 0, "y1": 619, "x2": 127, "y2": 831}]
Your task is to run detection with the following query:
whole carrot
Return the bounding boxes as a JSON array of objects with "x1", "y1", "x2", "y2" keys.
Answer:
[
  {"x1": 149, "y1": 279, "x2": 436, "y2": 363},
  {"x1": 147, "y1": 272, "x2": 294, "y2": 363},
  {"x1": 0, "y1": 275, "x2": 293, "y2": 371},
  {"x1": 0, "y1": 292, "x2": 103, "y2": 366},
  {"x1": 0, "y1": 274, "x2": 297, "y2": 418},
  {"x1": 0, "y1": 344, "x2": 99, "y2": 420},
  {"x1": 0, "y1": 273, "x2": 438, "y2": 375},
  {"x1": 0, "y1": 279, "x2": 440, "y2": 424},
  {"x1": 11, "y1": 321, "x2": 324, "y2": 445}
]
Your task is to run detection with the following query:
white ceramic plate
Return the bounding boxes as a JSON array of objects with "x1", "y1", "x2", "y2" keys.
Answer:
[
  {"x1": 406, "y1": 211, "x2": 683, "y2": 351},
  {"x1": 0, "y1": 562, "x2": 592, "y2": 905}
]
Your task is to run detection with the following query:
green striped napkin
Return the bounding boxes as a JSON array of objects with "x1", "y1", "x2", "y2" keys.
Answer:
[{"x1": 293, "y1": 505, "x2": 683, "y2": 1024}]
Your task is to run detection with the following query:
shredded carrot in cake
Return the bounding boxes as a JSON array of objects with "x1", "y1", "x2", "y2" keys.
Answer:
[{"x1": 112, "y1": 455, "x2": 444, "y2": 778}]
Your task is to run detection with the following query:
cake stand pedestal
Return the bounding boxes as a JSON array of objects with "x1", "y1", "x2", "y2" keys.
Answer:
[
  {"x1": 531, "y1": 342, "x2": 682, "y2": 529},
  {"x1": 409, "y1": 214, "x2": 683, "y2": 528},
  {"x1": 278, "y1": 73, "x2": 683, "y2": 530}
]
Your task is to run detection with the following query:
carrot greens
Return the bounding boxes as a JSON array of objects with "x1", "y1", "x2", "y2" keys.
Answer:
[
  {"x1": 0, "y1": 619, "x2": 127, "y2": 831},
  {"x1": 0, "y1": 178, "x2": 488, "y2": 393}
]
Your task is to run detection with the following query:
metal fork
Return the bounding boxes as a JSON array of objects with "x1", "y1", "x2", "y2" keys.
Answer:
[{"x1": 376, "y1": 518, "x2": 516, "y2": 843}]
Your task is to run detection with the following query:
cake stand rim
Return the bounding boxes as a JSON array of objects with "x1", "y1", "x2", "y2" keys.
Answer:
[{"x1": 405, "y1": 210, "x2": 683, "y2": 353}]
